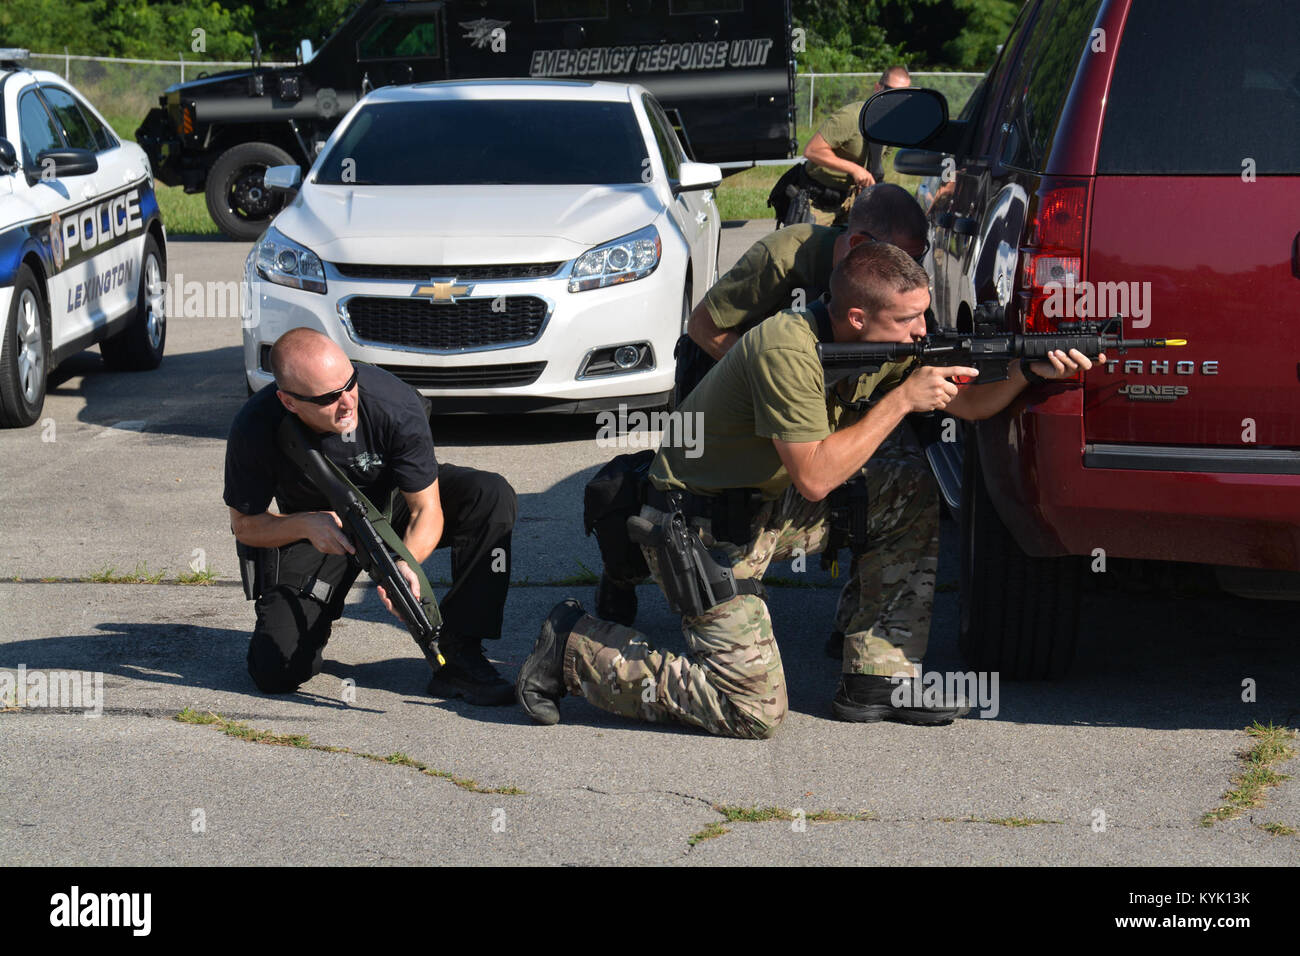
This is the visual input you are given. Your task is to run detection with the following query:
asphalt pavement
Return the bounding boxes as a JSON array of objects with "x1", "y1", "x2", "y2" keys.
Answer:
[{"x1": 1, "y1": 221, "x2": 1296, "y2": 866}]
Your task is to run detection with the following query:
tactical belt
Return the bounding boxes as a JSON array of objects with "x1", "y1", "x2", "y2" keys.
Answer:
[{"x1": 642, "y1": 483, "x2": 763, "y2": 549}]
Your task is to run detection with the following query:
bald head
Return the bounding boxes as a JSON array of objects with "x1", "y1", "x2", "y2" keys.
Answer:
[
  {"x1": 270, "y1": 328, "x2": 350, "y2": 394},
  {"x1": 880, "y1": 66, "x2": 911, "y2": 89}
]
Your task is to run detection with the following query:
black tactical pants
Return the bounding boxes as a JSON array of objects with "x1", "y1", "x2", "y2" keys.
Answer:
[{"x1": 246, "y1": 464, "x2": 516, "y2": 693}]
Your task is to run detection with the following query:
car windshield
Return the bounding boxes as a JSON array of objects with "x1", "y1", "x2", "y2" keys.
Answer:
[{"x1": 315, "y1": 98, "x2": 650, "y2": 185}]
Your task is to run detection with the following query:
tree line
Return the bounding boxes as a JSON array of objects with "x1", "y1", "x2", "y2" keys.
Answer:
[{"x1": 0, "y1": 0, "x2": 1022, "y2": 71}]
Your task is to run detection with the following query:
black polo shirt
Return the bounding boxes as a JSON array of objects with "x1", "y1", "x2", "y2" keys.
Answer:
[{"x1": 224, "y1": 363, "x2": 438, "y2": 516}]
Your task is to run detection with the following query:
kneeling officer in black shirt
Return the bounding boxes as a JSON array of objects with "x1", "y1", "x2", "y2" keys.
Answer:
[{"x1": 224, "y1": 328, "x2": 517, "y2": 704}]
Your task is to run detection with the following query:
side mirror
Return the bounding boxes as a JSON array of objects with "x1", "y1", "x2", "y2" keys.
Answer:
[
  {"x1": 673, "y1": 160, "x2": 722, "y2": 194},
  {"x1": 893, "y1": 148, "x2": 947, "y2": 177},
  {"x1": 264, "y1": 164, "x2": 302, "y2": 195},
  {"x1": 299, "y1": 39, "x2": 315, "y2": 64},
  {"x1": 29, "y1": 147, "x2": 98, "y2": 185},
  {"x1": 0, "y1": 138, "x2": 18, "y2": 174},
  {"x1": 859, "y1": 88, "x2": 950, "y2": 149}
]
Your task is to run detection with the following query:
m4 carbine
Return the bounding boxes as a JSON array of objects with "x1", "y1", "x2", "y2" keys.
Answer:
[{"x1": 818, "y1": 310, "x2": 1186, "y2": 385}]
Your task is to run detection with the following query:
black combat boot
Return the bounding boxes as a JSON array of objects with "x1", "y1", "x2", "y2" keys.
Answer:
[
  {"x1": 831, "y1": 674, "x2": 970, "y2": 725},
  {"x1": 427, "y1": 632, "x2": 515, "y2": 706},
  {"x1": 516, "y1": 599, "x2": 585, "y2": 725},
  {"x1": 594, "y1": 572, "x2": 637, "y2": 626}
]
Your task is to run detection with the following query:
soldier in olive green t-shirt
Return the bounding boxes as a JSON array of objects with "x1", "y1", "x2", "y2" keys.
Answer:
[
  {"x1": 648, "y1": 184, "x2": 934, "y2": 679},
  {"x1": 802, "y1": 67, "x2": 912, "y2": 226},
  {"x1": 518, "y1": 243, "x2": 1100, "y2": 738}
]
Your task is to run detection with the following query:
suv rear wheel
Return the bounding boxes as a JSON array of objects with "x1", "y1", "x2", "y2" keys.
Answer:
[
  {"x1": 205, "y1": 142, "x2": 295, "y2": 241},
  {"x1": 959, "y1": 426, "x2": 1082, "y2": 679}
]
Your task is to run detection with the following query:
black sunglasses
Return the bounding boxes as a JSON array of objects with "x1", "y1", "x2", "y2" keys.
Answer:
[
  {"x1": 858, "y1": 231, "x2": 930, "y2": 264},
  {"x1": 280, "y1": 367, "x2": 358, "y2": 406}
]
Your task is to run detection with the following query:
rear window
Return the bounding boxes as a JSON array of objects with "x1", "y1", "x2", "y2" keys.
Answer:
[
  {"x1": 1098, "y1": 0, "x2": 1300, "y2": 174},
  {"x1": 316, "y1": 99, "x2": 649, "y2": 185},
  {"x1": 1000, "y1": 0, "x2": 1102, "y2": 172}
]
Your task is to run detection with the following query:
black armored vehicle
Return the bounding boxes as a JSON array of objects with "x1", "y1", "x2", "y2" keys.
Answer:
[{"x1": 136, "y1": 0, "x2": 796, "y2": 239}]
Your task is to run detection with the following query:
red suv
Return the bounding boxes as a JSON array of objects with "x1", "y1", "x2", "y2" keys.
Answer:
[{"x1": 862, "y1": 0, "x2": 1300, "y2": 677}]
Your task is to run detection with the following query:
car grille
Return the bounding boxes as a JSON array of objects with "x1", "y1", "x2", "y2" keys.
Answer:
[
  {"x1": 344, "y1": 296, "x2": 548, "y2": 350},
  {"x1": 379, "y1": 362, "x2": 547, "y2": 389},
  {"x1": 333, "y1": 262, "x2": 563, "y2": 281}
]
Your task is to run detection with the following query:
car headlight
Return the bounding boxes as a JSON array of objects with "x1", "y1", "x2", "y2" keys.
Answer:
[
  {"x1": 255, "y1": 227, "x2": 327, "y2": 294},
  {"x1": 569, "y1": 225, "x2": 661, "y2": 293}
]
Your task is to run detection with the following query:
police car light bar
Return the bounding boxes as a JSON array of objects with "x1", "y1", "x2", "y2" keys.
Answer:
[{"x1": 0, "y1": 49, "x2": 31, "y2": 69}]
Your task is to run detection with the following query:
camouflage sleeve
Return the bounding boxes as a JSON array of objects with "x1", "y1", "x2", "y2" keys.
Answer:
[{"x1": 702, "y1": 235, "x2": 794, "y2": 331}]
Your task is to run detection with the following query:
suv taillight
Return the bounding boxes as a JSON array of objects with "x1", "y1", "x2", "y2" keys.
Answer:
[{"x1": 1016, "y1": 178, "x2": 1089, "y2": 333}]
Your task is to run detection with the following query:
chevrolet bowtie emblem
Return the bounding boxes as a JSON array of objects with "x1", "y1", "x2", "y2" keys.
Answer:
[{"x1": 414, "y1": 279, "x2": 472, "y2": 304}]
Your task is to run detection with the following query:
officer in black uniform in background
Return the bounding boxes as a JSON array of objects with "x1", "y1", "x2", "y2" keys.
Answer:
[{"x1": 224, "y1": 327, "x2": 517, "y2": 704}]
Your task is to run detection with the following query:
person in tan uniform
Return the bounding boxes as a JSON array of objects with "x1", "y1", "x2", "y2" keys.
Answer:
[{"x1": 802, "y1": 66, "x2": 912, "y2": 226}]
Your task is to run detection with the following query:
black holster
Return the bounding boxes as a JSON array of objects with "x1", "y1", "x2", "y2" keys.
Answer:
[
  {"x1": 627, "y1": 509, "x2": 764, "y2": 617},
  {"x1": 235, "y1": 539, "x2": 337, "y2": 604},
  {"x1": 821, "y1": 473, "x2": 870, "y2": 570},
  {"x1": 236, "y1": 539, "x2": 269, "y2": 600}
]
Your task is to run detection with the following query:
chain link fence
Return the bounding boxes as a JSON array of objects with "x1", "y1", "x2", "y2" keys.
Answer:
[
  {"x1": 28, "y1": 52, "x2": 982, "y2": 142},
  {"x1": 795, "y1": 71, "x2": 983, "y2": 131},
  {"x1": 28, "y1": 53, "x2": 291, "y2": 138}
]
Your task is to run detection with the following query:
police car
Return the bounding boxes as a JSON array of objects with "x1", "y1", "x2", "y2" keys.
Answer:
[
  {"x1": 0, "y1": 50, "x2": 167, "y2": 428},
  {"x1": 242, "y1": 79, "x2": 720, "y2": 412}
]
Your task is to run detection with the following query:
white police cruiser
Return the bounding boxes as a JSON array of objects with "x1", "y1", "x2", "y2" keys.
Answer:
[
  {"x1": 0, "y1": 50, "x2": 166, "y2": 428},
  {"x1": 243, "y1": 79, "x2": 720, "y2": 412}
]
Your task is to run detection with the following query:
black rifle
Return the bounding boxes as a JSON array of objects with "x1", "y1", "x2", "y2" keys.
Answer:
[
  {"x1": 277, "y1": 417, "x2": 445, "y2": 673},
  {"x1": 817, "y1": 314, "x2": 1186, "y2": 385}
]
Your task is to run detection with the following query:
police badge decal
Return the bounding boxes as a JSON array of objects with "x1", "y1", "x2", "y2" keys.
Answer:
[{"x1": 49, "y1": 210, "x2": 64, "y2": 271}]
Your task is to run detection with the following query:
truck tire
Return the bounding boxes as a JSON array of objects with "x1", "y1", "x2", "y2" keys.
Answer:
[
  {"x1": 958, "y1": 426, "x2": 1081, "y2": 679},
  {"x1": 0, "y1": 264, "x2": 50, "y2": 428},
  {"x1": 101, "y1": 234, "x2": 166, "y2": 371},
  {"x1": 205, "y1": 142, "x2": 295, "y2": 241}
]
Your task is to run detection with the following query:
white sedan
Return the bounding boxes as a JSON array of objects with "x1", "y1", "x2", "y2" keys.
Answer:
[{"x1": 242, "y1": 79, "x2": 721, "y2": 412}]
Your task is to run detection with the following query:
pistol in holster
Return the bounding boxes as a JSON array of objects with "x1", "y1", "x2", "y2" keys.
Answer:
[{"x1": 627, "y1": 504, "x2": 764, "y2": 618}]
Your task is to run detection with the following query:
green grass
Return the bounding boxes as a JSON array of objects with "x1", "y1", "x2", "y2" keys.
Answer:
[
  {"x1": 174, "y1": 708, "x2": 524, "y2": 794},
  {"x1": 89, "y1": 562, "x2": 166, "y2": 584},
  {"x1": 687, "y1": 822, "x2": 731, "y2": 845},
  {"x1": 1201, "y1": 721, "x2": 1297, "y2": 826},
  {"x1": 978, "y1": 817, "x2": 1062, "y2": 828},
  {"x1": 687, "y1": 804, "x2": 878, "y2": 848},
  {"x1": 176, "y1": 568, "x2": 219, "y2": 585},
  {"x1": 1257, "y1": 822, "x2": 1297, "y2": 837}
]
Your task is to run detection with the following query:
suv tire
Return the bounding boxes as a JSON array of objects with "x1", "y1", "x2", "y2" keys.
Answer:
[
  {"x1": 959, "y1": 425, "x2": 1081, "y2": 679},
  {"x1": 0, "y1": 264, "x2": 51, "y2": 428},
  {"x1": 205, "y1": 142, "x2": 294, "y2": 241},
  {"x1": 101, "y1": 234, "x2": 166, "y2": 371}
]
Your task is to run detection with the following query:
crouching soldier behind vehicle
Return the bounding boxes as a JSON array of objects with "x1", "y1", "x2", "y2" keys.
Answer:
[
  {"x1": 518, "y1": 243, "x2": 1098, "y2": 738},
  {"x1": 224, "y1": 328, "x2": 517, "y2": 704}
]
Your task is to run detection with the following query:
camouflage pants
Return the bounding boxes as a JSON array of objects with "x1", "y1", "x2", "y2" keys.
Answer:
[{"x1": 564, "y1": 426, "x2": 938, "y2": 739}]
